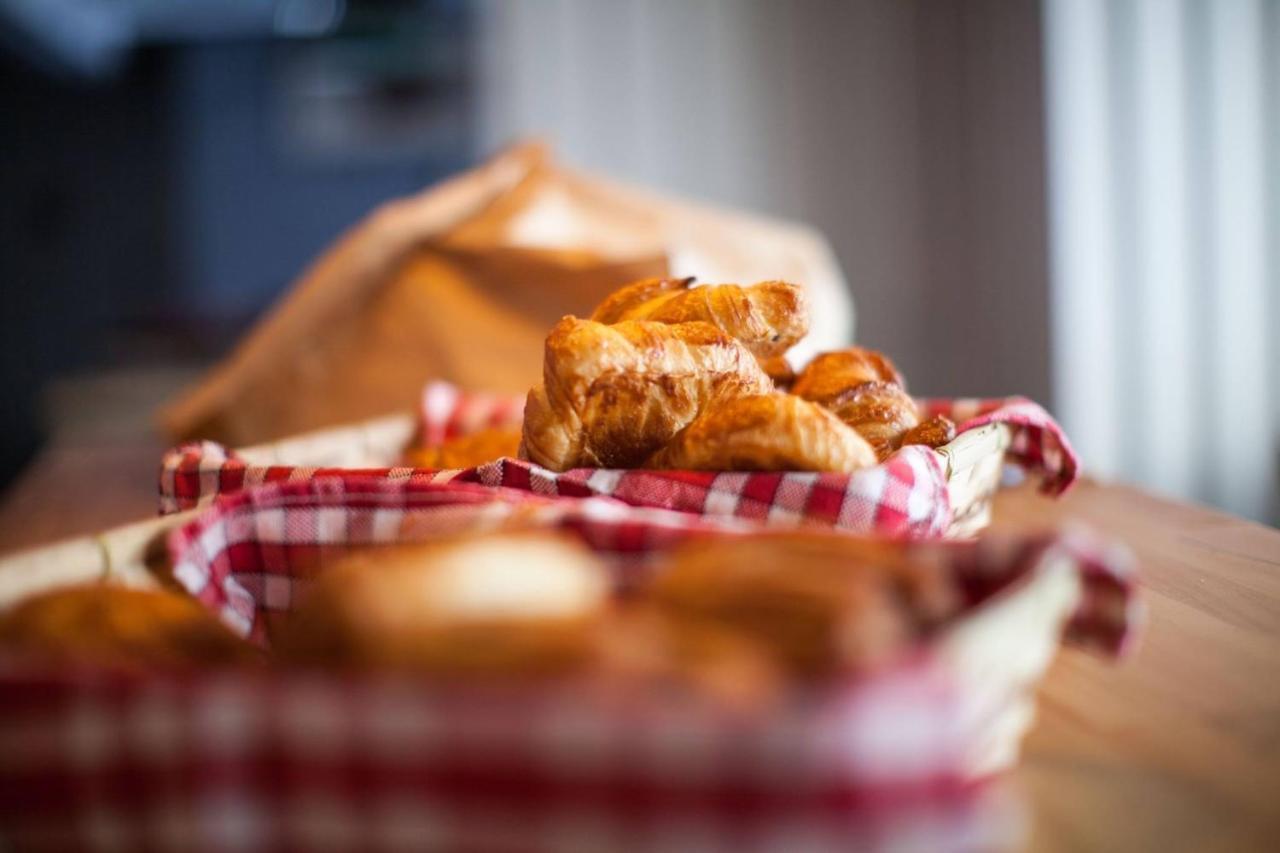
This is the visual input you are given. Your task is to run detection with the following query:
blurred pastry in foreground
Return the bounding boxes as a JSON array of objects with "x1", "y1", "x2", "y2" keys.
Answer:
[
  {"x1": 279, "y1": 532, "x2": 608, "y2": 675},
  {"x1": 404, "y1": 427, "x2": 522, "y2": 469},
  {"x1": 591, "y1": 277, "x2": 809, "y2": 360},
  {"x1": 650, "y1": 533, "x2": 959, "y2": 677},
  {"x1": 645, "y1": 393, "x2": 877, "y2": 473},
  {"x1": 522, "y1": 317, "x2": 772, "y2": 470},
  {"x1": 594, "y1": 606, "x2": 783, "y2": 710},
  {"x1": 0, "y1": 585, "x2": 257, "y2": 670}
]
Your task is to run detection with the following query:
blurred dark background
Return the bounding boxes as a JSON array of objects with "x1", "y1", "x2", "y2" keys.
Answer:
[{"x1": 0, "y1": 0, "x2": 472, "y2": 485}]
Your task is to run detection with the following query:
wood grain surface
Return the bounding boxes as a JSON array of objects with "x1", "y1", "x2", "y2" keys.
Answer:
[
  {"x1": 1, "y1": 420, "x2": 1277, "y2": 851},
  {"x1": 990, "y1": 482, "x2": 1280, "y2": 852}
]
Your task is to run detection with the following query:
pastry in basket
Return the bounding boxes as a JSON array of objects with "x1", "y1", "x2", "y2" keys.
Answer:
[
  {"x1": 758, "y1": 355, "x2": 796, "y2": 389},
  {"x1": 590, "y1": 276, "x2": 809, "y2": 360},
  {"x1": 794, "y1": 346, "x2": 946, "y2": 459},
  {"x1": 278, "y1": 531, "x2": 608, "y2": 675},
  {"x1": 403, "y1": 426, "x2": 522, "y2": 468},
  {"x1": 650, "y1": 533, "x2": 960, "y2": 677},
  {"x1": 522, "y1": 316, "x2": 773, "y2": 470},
  {"x1": 645, "y1": 393, "x2": 876, "y2": 473},
  {"x1": 902, "y1": 413, "x2": 957, "y2": 450},
  {"x1": 0, "y1": 584, "x2": 258, "y2": 669},
  {"x1": 792, "y1": 346, "x2": 907, "y2": 395}
]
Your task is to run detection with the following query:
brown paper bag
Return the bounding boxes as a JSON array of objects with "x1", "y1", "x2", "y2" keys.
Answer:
[{"x1": 161, "y1": 142, "x2": 852, "y2": 445}]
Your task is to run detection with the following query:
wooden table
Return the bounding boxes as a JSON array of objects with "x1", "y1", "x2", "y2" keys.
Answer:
[{"x1": 1, "y1": 420, "x2": 1278, "y2": 851}]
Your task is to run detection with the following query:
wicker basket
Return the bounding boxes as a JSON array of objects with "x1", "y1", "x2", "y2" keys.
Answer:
[
  {"x1": 0, "y1": 414, "x2": 1017, "y2": 611},
  {"x1": 228, "y1": 412, "x2": 1015, "y2": 540}
]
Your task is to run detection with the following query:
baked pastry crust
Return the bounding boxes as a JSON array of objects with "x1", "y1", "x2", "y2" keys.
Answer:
[
  {"x1": 791, "y1": 346, "x2": 907, "y2": 399},
  {"x1": 279, "y1": 532, "x2": 608, "y2": 676},
  {"x1": 651, "y1": 533, "x2": 959, "y2": 677},
  {"x1": 822, "y1": 380, "x2": 921, "y2": 460},
  {"x1": 522, "y1": 317, "x2": 773, "y2": 470},
  {"x1": 0, "y1": 585, "x2": 257, "y2": 669},
  {"x1": 645, "y1": 393, "x2": 877, "y2": 473},
  {"x1": 793, "y1": 348, "x2": 921, "y2": 459},
  {"x1": 404, "y1": 427, "x2": 522, "y2": 469},
  {"x1": 591, "y1": 278, "x2": 808, "y2": 359},
  {"x1": 901, "y1": 413, "x2": 957, "y2": 450},
  {"x1": 589, "y1": 276, "x2": 694, "y2": 324}
]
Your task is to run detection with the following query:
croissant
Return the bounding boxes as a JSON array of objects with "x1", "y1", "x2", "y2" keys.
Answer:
[
  {"x1": 645, "y1": 393, "x2": 877, "y2": 473},
  {"x1": 901, "y1": 413, "x2": 956, "y2": 450},
  {"x1": 651, "y1": 533, "x2": 960, "y2": 677},
  {"x1": 758, "y1": 355, "x2": 796, "y2": 389},
  {"x1": 818, "y1": 380, "x2": 920, "y2": 460},
  {"x1": 279, "y1": 532, "x2": 608, "y2": 675},
  {"x1": 793, "y1": 347, "x2": 920, "y2": 459},
  {"x1": 791, "y1": 346, "x2": 907, "y2": 400},
  {"x1": 590, "y1": 276, "x2": 694, "y2": 324},
  {"x1": 523, "y1": 317, "x2": 773, "y2": 470},
  {"x1": 590, "y1": 277, "x2": 809, "y2": 360},
  {"x1": 0, "y1": 585, "x2": 258, "y2": 669}
]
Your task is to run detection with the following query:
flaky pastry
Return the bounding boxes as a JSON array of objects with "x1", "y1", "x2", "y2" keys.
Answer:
[
  {"x1": 901, "y1": 413, "x2": 957, "y2": 450},
  {"x1": 522, "y1": 317, "x2": 772, "y2": 470},
  {"x1": 793, "y1": 347, "x2": 922, "y2": 459},
  {"x1": 590, "y1": 277, "x2": 808, "y2": 360},
  {"x1": 0, "y1": 585, "x2": 257, "y2": 669},
  {"x1": 278, "y1": 532, "x2": 608, "y2": 675},
  {"x1": 651, "y1": 533, "x2": 959, "y2": 677},
  {"x1": 404, "y1": 427, "x2": 522, "y2": 469},
  {"x1": 791, "y1": 346, "x2": 907, "y2": 399},
  {"x1": 645, "y1": 393, "x2": 877, "y2": 473}
]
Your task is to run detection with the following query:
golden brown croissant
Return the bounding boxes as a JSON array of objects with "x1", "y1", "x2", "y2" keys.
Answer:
[
  {"x1": 590, "y1": 277, "x2": 808, "y2": 360},
  {"x1": 279, "y1": 532, "x2": 608, "y2": 675},
  {"x1": 758, "y1": 355, "x2": 796, "y2": 389},
  {"x1": 901, "y1": 413, "x2": 956, "y2": 450},
  {"x1": 522, "y1": 317, "x2": 773, "y2": 470},
  {"x1": 645, "y1": 393, "x2": 877, "y2": 473},
  {"x1": 650, "y1": 533, "x2": 959, "y2": 677},
  {"x1": 818, "y1": 380, "x2": 920, "y2": 460},
  {"x1": 0, "y1": 585, "x2": 258, "y2": 669},
  {"x1": 791, "y1": 346, "x2": 907, "y2": 399},
  {"x1": 589, "y1": 276, "x2": 694, "y2": 324},
  {"x1": 793, "y1": 347, "x2": 920, "y2": 459}
]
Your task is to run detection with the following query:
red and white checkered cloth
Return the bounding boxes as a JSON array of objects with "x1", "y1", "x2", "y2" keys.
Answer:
[
  {"x1": 0, "y1": 476, "x2": 1137, "y2": 852},
  {"x1": 159, "y1": 383, "x2": 1079, "y2": 541}
]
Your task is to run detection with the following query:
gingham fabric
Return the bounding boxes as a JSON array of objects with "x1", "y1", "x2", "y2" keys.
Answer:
[
  {"x1": 159, "y1": 384, "x2": 1080, "y2": 538},
  {"x1": 0, "y1": 476, "x2": 1137, "y2": 852}
]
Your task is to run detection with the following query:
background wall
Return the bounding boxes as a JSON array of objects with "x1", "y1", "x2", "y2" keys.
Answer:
[
  {"x1": 1044, "y1": 0, "x2": 1279, "y2": 522},
  {"x1": 476, "y1": 0, "x2": 1052, "y2": 404},
  {"x1": 477, "y1": 0, "x2": 1279, "y2": 525}
]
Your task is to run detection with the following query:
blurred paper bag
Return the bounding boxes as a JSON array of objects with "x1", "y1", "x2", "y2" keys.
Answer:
[{"x1": 160, "y1": 142, "x2": 853, "y2": 445}]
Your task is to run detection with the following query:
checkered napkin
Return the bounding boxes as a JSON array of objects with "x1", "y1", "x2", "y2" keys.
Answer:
[
  {"x1": 159, "y1": 383, "x2": 1079, "y2": 540},
  {"x1": 0, "y1": 476, "x2": 1137, "y2": 852}
]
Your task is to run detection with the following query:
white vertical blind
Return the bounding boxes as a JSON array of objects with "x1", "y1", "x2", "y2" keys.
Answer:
[
  {"x1": 1134, "y1": 0, "x2": 1195, "y2": 498},
  {"x1": 1044, "y1": 0, "x2": 1278, "y2": 523},
  {"x1": 1206, "y1": 0, "x2": 1271, "y2": 518},
  {"x1": 1043, "y1": 0, "x2": 1123, "y2": 477}
]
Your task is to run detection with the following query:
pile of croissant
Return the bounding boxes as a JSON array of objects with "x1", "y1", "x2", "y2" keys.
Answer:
[{"x1": 521, "y1": 277, "x2": 955, "y2": 473}]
